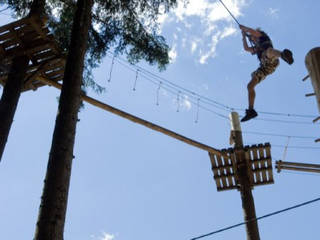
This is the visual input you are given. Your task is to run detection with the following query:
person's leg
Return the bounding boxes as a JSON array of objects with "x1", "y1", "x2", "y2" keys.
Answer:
[
  {"x1": 247, "y1": 76, "x2": 260, "y2": 109},
  {"x1": 241, "y1": 68, "x2": 264, "y2": 122}
]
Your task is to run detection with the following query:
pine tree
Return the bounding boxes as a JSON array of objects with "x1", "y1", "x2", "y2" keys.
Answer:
[
  {"x1": 34, "y1": 0, "x2": 93, "y2": 238},
  {"x1": 1, "y1": 0, "x2": 184, "y2": 238},
  {"x1": 0, "y1": 0, "x2": 46, "y2": 161}
]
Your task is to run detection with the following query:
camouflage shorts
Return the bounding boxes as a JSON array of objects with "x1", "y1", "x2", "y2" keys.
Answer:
[{"x1": 251, "y1": 50, "x2": 280, "y2": 82}]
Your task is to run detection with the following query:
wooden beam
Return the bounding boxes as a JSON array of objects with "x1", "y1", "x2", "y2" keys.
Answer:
[
  {"x1": 37, "y1": 77, "x2": 223, "y2": 156},
  {"x1": 275, "y1": 160, "x2": 320, "y2": 174}
]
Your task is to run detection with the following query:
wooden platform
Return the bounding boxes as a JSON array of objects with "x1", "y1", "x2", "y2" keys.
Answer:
[
  {"x1": 209, "y1": 143, "x2": 274, "y2": 191},
  {"x1": 0, "y1": 16, "x2": 65, "y2": 91}
]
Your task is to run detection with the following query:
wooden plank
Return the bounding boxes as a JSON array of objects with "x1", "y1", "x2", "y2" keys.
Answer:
[
  {"x1": 0, "y1": 31, "x2": 16, "y2": 42},
  {"x1": 2, "y1": 38, "x2": 21, "y2": 50},
  {"x1": 223, "y1": 153, "x2": 234, "y2": 188},
  {"x1": 209, "y1": 153, "x2": 222, "y2": 190},
  {"x1": 28, "y1": 16, "x2": 60, "y2": 54},
  {"x1": 258, "y1": 144, "x2": 267, "y2": 182},
  {"x1": 33, "y1": 50, "x2": 55, "y2": 61},
  {"x1": 229, "y1": 150, "x2": 238, "y2": 187},
  {"x1": 265, "y1": 144, "x2": 273, "y2": 182},
  {"x1": 4, "y1": 42, "x2": 52, "y2": 60},
  {"x1": 45, "y1": 69, "x2": 65, "y2": 79},
  {"x1": 0, "y1": 18, "x2": 29, "y2": 34},
  {"x1": 215, "y1": 154, "x2": 227, "y2": 188},
  {"x1": 250, "y1": 146, "x2": 262, "y2": 183}
]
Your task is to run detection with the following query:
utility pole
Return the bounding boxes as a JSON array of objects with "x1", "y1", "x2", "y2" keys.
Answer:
[{"x1": 230, "y1": 112, "x2": 260, "y2": 240}]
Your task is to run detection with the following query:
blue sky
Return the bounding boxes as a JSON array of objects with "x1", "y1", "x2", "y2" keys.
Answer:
[{"x1": 0, "y1": 0, "x2": 320, "y2": 239}]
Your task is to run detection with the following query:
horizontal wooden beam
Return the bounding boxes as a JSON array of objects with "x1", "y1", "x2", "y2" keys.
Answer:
[
  {"x1": 275, "y1": 160, "x2": 320, "y2": 174},
  {"x1": 37, "y1": 77, "x2": 223, "y2": 156}
]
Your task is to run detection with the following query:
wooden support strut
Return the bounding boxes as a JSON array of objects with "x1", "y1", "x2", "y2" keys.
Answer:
[
  {"x1": 37, "y1": 77, "x2": 223, "y2": 156},
  {"x1": 275, "y1": 160, "x2": 320, "y2": 174}
]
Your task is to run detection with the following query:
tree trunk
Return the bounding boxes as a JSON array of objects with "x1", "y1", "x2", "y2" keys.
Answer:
[
  {"x1": 0, "y1": 56, "x2": 29, "y2": 161},
  {"x1": 34, "y1": 0, "x2": 93, "y2": 239},
  {"x1": 0, "y1": 0, "x2": 46, "y2": 162}
]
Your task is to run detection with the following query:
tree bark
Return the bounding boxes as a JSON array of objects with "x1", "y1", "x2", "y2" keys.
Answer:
[
  {"x1": 0, "y1": 56, "x2": 29, "y2": 161},
  {"x1": 34, "y1": 0, "x2": 93, "y2": 239},
  {"x1": 0, "y1": 0, "x2": 46, "y2": 162}
]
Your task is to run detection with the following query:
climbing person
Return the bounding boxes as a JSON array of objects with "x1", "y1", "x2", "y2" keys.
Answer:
[{"x1": 239, "y1": 24, "x2": 294, "y2": 122}]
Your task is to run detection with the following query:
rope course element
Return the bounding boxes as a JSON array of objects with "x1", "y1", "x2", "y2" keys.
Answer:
[
  {"x1": 107, "y1": 55, "x2": 115, "y2": 83},
  {"x1": 176, "y1": 91, "x2": 181, "y2": 112},
  {"x1": 195, "y1": 98, "x2": 200, "y2": 123},
  {"x1": 191, "y1": 196, "x2": 320, "y2": 240},
  {"x1": 272, "y1": 144, "x2": 320, "y2": 150},
  {"x1": 282, "y1": 137, "x2": 291, "y2": 161},
  {"x1": 243, "y1": 131, "x2": 317, "y2": 139},
  {"x1": 105, "y1": 52, "x2": 316, "y2": 122},
  {"x1": 156, "y1": 82, "x2": 162, "y2": 106},
  {"x1": 253, "y1": 117, "x2": 317, "y2": 125},
  {"x1": 133, "y1": 69, "x2": 139, "y2": 91}
]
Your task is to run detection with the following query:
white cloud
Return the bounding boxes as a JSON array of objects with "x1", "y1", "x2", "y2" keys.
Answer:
[
  {"x1": 100, "y1": 232, "x2": 115, "y2": 240},
  {"x1": 172, "y1": 94, "x2": 192, "y2": 112},
  {"x1": 159, "y1": 0, "x2": 247, "y2": 63},
  {"x1": 191, "y1": 41, "x2": 198, "y2": 54},
  {"x1": 267, "y1": 8, "x2": 279, "y2": 18},
  {"x1": 181, "y1": 96, "x2": 192, "y2": 111},
  {"x1": 169, "y1": 44, "x2": 178, "y2": 63},
  {"x1": 220, "y1": 26, "x2": 237, "y2": 39}
]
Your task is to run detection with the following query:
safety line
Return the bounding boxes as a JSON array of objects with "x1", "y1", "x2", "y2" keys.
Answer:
[
  {"x1": 242, "y1": 131, "x2": 317, "y2": 139},
  {"x1": 218, "y1": 0, "x2": 241, "y2": 25},
  {"x1": 191, "y1": 197, "x2": 320, "y2": 240}
]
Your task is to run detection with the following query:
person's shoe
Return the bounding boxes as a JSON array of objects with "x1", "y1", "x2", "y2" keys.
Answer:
[
  {"x1": 241, "y1": 109, "x2": 258, "y2": 122},
  {"x1": 281, "y1": 49, "x2": 294, "y2": 65}
]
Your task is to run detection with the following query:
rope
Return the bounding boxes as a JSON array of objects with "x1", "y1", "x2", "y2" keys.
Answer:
[
  {"x1": 218, "y1": 0, "x2": 241, "y2": 26},
  {"x1": 218, "y1": 0, "x2": 255, "y2": 48},
  {"x1": 191, "y1": 196, "x2": 320, "y2": 240}
]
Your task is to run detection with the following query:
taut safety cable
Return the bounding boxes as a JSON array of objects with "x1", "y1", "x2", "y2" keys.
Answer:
[{"x1": 191, "y1": 196, "x2": 320, "y2": 240}]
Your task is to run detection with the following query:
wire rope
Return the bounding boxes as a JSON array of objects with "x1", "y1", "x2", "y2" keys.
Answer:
[{"x1": 191, "y1": 196, "x2": 320, "y2": 240}]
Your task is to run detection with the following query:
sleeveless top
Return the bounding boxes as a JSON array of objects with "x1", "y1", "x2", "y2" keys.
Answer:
[{"x1": 254, "y1": 31, "x2": 273, "y2": 61}]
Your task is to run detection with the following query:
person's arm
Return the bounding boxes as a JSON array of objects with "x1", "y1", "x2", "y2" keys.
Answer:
[
  {"x1": 241, "y1": 30, "x2": 255, "y2": 54},
  {"x1": 239, "y1": 24, "x2": 262, "y2": 38}
]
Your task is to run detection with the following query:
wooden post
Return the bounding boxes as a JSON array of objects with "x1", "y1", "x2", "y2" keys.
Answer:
[
  {"x1": 230, "y1": 112, "x2": 260, "y2": 240},
  {"x1": 305, "y1": 47, "x2": 320, "y2": 113}
]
